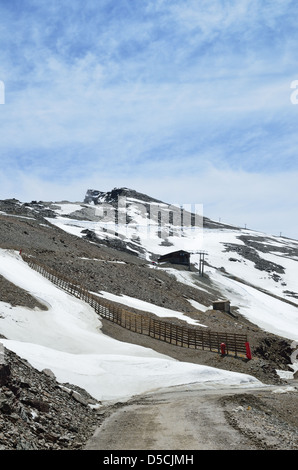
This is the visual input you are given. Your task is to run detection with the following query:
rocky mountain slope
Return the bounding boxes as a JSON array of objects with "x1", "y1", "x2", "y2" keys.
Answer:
[
  {"x1": 0, "y1": 190, "x2": 297, "y2": 373},
  {"x1": 0, "y1": 188, "x2": 298, "y2": 450}
]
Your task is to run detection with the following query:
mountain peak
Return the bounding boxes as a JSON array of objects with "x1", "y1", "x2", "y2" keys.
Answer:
[{"x1": 84, "y1": 187, "x2": 164, "y2": 205}]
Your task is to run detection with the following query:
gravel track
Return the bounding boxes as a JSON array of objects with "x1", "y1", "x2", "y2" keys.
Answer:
[{"x1": 84, "y1": 382, "x2": 298, "y2": 450}]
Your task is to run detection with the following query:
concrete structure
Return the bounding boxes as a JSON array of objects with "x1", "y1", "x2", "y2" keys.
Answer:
[{"x1": 213, "y1": 300, "x2": 231, "y2": 313}]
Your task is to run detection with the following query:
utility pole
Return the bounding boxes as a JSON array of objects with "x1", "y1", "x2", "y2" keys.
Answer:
[{"x1": 198, "y1": 251, "x2": 206, "y2": 277}]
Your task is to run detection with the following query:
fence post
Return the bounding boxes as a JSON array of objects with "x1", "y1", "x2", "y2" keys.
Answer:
[{"x1": 234, "y1": 333, "x2": 237, "y2": 357}]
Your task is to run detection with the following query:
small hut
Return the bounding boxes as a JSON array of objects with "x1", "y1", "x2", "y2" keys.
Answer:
[
  {"x1": 157, "y1": 250, "x2": 190, "y2": 266},
  {"x1": 213, "y1": 300, "x2": 231, "y2": 313}
]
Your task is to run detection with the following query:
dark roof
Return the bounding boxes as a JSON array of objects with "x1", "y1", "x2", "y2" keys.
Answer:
[
  {"x1": 158, "y1": 250, "x2": 190, "y2": 263},
  {"x1": 159, "y1": 250, "x2": 189, "y2": 256}
]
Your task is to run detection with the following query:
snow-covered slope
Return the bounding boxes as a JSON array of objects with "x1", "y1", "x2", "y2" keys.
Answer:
[
  {"x1": 0, "y1": 249, "x2": 261, "y2": 403},
  {"x1": 42, "y1": 188, "x2": 298, "y2": 342},
  {"x1": 1, "y1": 188, "x2": 298, "y2": 403}
]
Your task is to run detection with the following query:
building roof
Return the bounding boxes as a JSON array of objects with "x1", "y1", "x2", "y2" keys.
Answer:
[{"x1": 157, "y1": 250, "x2": 190, "y2": 264}]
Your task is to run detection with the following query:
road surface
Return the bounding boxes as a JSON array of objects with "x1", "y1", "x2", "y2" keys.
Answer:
[{"x1": 84, "y1": 383, "x2": 278, "y2": 450}]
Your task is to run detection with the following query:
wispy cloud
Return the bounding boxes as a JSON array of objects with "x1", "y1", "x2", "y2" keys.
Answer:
[{"x1": 0, "y1": 0, "x2": 297, "y2": 237}]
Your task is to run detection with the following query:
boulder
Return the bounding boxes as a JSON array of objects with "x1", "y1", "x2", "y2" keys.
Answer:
[{"x1": 42, "y1": 368, "x2": 56, "y2": 380}]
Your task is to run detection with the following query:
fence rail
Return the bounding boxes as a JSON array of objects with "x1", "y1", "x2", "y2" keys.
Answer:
[{"x1": 21, "y1": 254, "x2": 251, "y2": 358}]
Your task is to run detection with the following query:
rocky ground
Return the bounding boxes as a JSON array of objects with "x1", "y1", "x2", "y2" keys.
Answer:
[
  {"x1": 0, "y1": 198, "x2": 297, "y2": 450},
  {"x1": 0, "y1": 346, "x2": 103, "y2": 450},
  {"x1": 221, "y1": 389, "x2": 298, "y2": 450}
]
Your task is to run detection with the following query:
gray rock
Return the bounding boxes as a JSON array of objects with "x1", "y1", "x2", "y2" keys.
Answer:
[
  {"x1": 70, "y1": 390, "x2": 89, "y2": 406},
  {"x1": 42, "y1": 368, "x2": 56, "y2": 380}
]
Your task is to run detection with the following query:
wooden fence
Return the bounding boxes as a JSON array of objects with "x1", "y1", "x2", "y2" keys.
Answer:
[{"x1": 21, "y1": 254, "x2": 251, "y2": 358}]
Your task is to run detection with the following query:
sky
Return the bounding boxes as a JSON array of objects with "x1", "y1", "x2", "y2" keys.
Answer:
[{"x1": 0, "y1": 0, "x2": 298, "y2": 239}]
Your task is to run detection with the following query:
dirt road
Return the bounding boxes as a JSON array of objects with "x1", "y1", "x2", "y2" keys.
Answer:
[{"x1": 84, "y1": 382, "x2": 297, "y2": 451}]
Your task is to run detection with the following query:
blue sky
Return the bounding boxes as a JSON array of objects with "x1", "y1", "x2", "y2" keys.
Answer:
[{"x1": 0, "y1": 0, "x2": 298, "y2": 238}]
